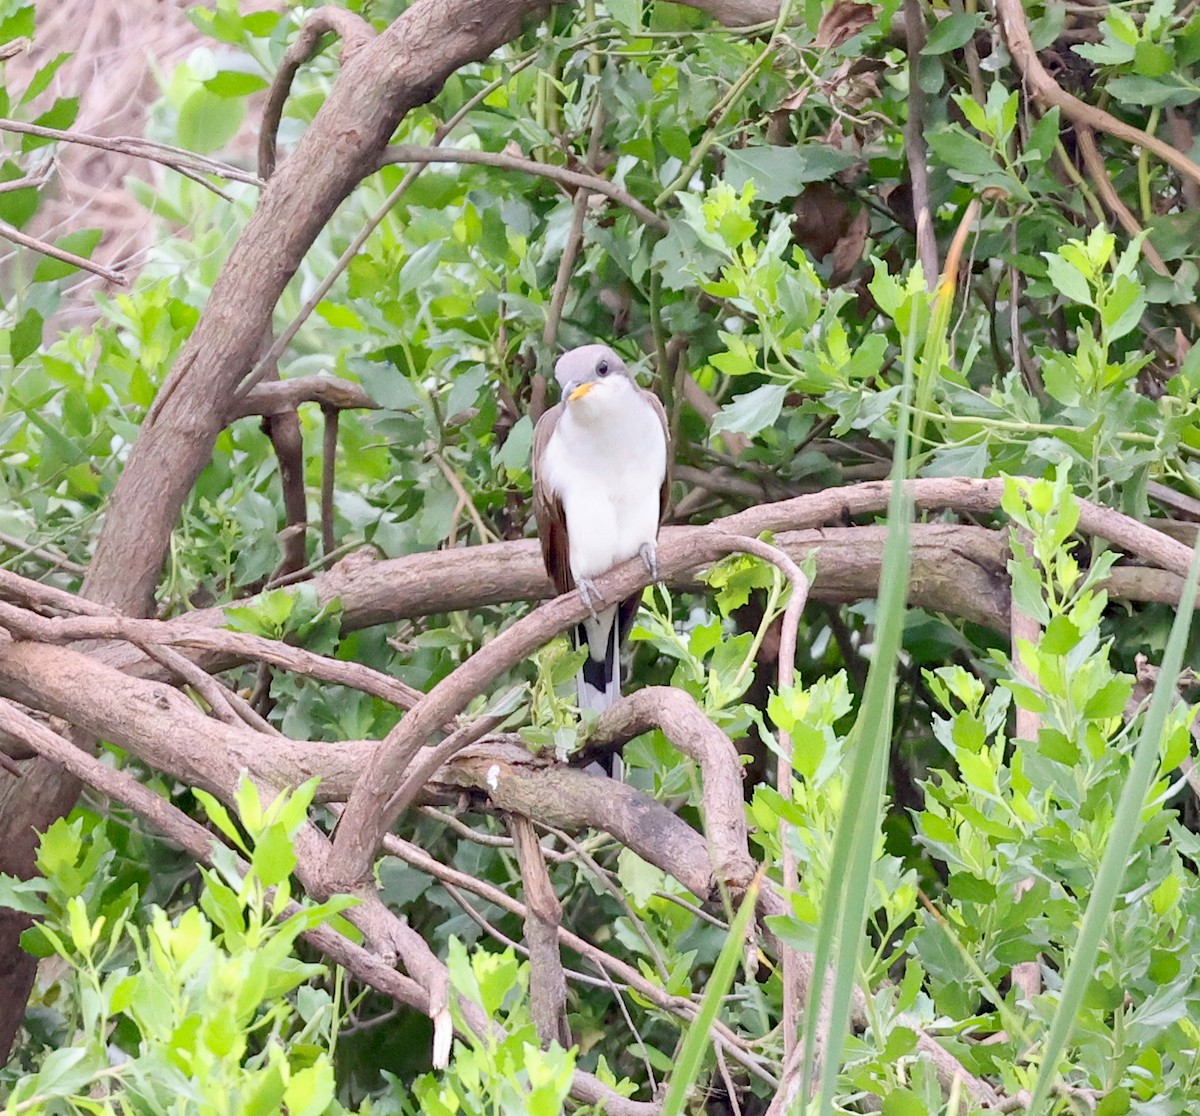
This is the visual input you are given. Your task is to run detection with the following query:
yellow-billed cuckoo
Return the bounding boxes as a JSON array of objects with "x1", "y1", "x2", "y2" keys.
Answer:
[{"x1": 533, "y1": 344, "x2": 670, "y2": 713}]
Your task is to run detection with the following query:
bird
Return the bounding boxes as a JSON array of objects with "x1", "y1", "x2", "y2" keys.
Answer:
[{"x1": 532, "y1": 344, "x2": 670, "y2": 716}]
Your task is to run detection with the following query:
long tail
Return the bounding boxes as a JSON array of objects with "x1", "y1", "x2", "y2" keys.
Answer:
[{"x1": 575, "y1": 604, "x2": 621, "y2": 713}]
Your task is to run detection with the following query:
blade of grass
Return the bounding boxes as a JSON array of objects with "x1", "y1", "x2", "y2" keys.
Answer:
[
  {"x1": 799, "y1": 306, "x2": 915, "y2": 1109},
  {"x1": 660, "y1": 869, "x2": 764, "y2": 1116},
  {"x1": 798, "y1": 206, "x2": 977, "y2": 1107},
  {"x1": 1025, "y1": 535, "x2": 1200, "y2": 1113}
]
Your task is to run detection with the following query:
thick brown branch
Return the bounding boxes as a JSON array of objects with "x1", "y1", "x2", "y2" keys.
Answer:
[
  {"x1": 587, "y1": 687, "x2": 756, "y2": 891},
  {"x1": 230, "y1": 375, "x2": 379, "y2": 419}
]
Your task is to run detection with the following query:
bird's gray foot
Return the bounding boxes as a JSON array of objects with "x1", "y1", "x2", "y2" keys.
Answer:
[
  {"x1": 638, "y1": 541, "x2": 660, "y2": 583},
  {"x1": 577, "y1": 576, "x2": 604, "y2": 619}
]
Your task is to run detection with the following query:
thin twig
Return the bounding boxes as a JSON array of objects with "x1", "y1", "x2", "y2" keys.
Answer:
[
  {"x1": 378, "y1": 145, "x2": 666, "y2": 231},
  {"x1": 0, "y1": 529, "x2": 87, "y2": 575},
  {"x1": 432, "y1": 451, "x2": 495, "y2": 545},
  {"x1": 0, "y1": 217, "x2": 125, "y2": 285},
  {"x1": 0, "y1": 118, "x2": 261, "y2": 191}
]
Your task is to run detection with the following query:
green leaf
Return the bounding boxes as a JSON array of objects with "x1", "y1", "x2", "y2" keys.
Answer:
[
  {"x1": 177, "y1": 86, "x2": 245, "y2": 154},
  {"x1": 1132, "y1": 39, "x2": 1174, "y2": 78},
  {"x1": 1101, "y1": 274, "x2": 1145, "y2": 341},
  {"x1": 19, "y1": 51, "x2": 70, "y2": 105},
  {"x1": 0, "y1": 159, "x2": 40, "y2": 228},
  {"x1": 710, "y1": 330, "x2": 760, "y2": 377},
  {"x1": 0, "y1": 873, "x2": 50, "y2": 915},
  {"x1": 31, "y1": 228, "x2": 102, "y2": 282},
  {"x1": 203, "y1": 70, "x2": 269, "y2": 98},
  {"x1": 195, "y1": 788, "x2": 251, "y2": 854},
  {"x1": 1106, "y1": 75, "x2": 1198, "y2": 108},
  {"x1": 251, "y1": 825, "x2": 298, "y2": 889},
  {"x1": 923, "y1": 12, "x2": 983, "y2": 55},
  {"x1": 0, "y1": 6, "x2": 33, "y2": 47},
  {"x1": 608, "y1": 0, "x2": 642, "y2": 28},
  {"x1": 711, "y1": 384, "x2": 786, "y2": 436},
  {"x1": 1043, "y1": 252, "x2": 1093, "y2": 307},
  {"x1": 29, "y1": 1046, "x2": 94, "y2": 1095},
  {"x1": 617, "y1": 848, "x2": 664, "y2": 909},
  {"x1": 10, "y1": 306, "x2": 42, "y2": 365},
  {"x1": 24, "y1": 96, "x2": 79, "y2": 149},
  {"x1": 283, "y1": 1063, "x2": 336, "y2": 1116},
  {"x1": 882, "y1": 1089, "x2": 929, "y2": 1116},
  {"x1": 398, "y1": 241, "x2": 443, "y2": 299},
  {"x1": 926, "y1": 127, "x2": 999, "y2": 177},
  {"x1": 719, "y1": 144, "x2": 856, "y2": 203}
]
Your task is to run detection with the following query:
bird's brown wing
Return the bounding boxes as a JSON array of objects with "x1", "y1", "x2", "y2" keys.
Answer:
[
  {"x1": 532, "y1": 402, "x2": 574, "y2": 595},
  {"x1": 640, "y1": 388, "x2": 672, "y2": 522}
]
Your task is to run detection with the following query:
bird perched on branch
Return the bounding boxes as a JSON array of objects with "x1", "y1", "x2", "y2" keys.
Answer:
[{"x1": 532, "y1": 344, "x2": 670, "y2": 714}]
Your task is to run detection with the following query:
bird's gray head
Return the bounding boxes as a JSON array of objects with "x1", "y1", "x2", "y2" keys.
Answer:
[{"x1": 554, "y1": 344, "x2": 629, "y2": 403}]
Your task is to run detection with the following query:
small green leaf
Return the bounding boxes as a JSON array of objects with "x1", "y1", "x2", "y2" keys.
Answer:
[
  {"x1": 203, "y1": 70, "x2": 269, "y2": 98},
  {"x1": 24, "y1": 96, "x2": 79, "y2": 150},
  {"x1": 719, "y1": 144, "x2": 856, "y2": 204},
  {"x1": 19, "y1": 51, "x2": 70, "y2": 105},
  {"x1": 10, "y1": 306, "x2": 42, "y2": 365},
  {"x1": 177, "y1": 86, "x2": 245, "y2": 154},
  {"x1": 926, "y1": 127, "x2": 1000, "y2": 177},
  {"x1": 1133, "y1": 39, "x2": 1173, "y2": 78},
  {"x1": 0, "y1": 873, "x2": 50, "y2": 916},
  {"x1": 31, "y1": 228, "x2": 102, "y2": 282},
  {"x1": 923, "y1": 12, "x2": 982, "y2": 55},
  {"x1": 1043, "y1": 252, "x2": 1094, "y2": 307},
  {"x1": 711, "y1": 383, "x2": 786, "y2": 436}
]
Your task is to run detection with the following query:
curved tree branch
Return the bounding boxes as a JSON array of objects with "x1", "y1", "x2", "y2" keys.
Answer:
[{"x1": 996, "y1": 0, "x2": 1200, "y2": 189}]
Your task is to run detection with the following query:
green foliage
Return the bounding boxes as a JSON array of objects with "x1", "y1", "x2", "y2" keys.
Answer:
[
  {"x1": 0, "y1": 782, "x2": 357, "y2": 1114},
  {"x1": 409, "y1": 940, "x2": 596, "y2": 1116},
  {"x1": 7, "y1": 0, "x2": 1200, "y2": 1112}
]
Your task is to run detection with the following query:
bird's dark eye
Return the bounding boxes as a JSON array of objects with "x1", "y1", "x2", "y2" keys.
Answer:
[{"x1": 597, "y1": 360, "x2": 610, "y2": 376}]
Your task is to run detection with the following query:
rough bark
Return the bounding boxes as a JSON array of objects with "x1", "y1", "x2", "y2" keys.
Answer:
[{"x1": 0, "y1": 0, "x2": 551, "y2": 1061}]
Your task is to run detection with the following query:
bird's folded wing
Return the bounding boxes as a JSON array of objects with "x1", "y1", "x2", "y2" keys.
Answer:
[
  {"x1": 640, "y1": 387, "x2": 672, "y2": 522},
  {"x1": 532, "y1": 401, "x2": 574, "y2": 596}
]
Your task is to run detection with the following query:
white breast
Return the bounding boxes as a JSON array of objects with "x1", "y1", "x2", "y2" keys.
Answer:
[{"x1": 542, "y1": 384, "x2": 666, "y2": 583}]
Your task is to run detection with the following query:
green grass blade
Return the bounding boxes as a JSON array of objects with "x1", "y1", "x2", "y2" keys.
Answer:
[
  {"x1": 1025, "y1": 536, "x2": 1200, "y2": 1113},
  {"x1": 800, "y1": 283, "x2": 917, "y2": 1111},
  {"x1": 660, "y1": 870, "x2": 763, "y2": 1116}
]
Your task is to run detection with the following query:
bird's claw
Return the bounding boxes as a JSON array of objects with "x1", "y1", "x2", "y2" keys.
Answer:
[
  {"x1": 577, "y1": 577, "x2": 603, "y2": 619},
  {"x1": 638, "y1": 542, "x2": 660, "y2": 583}
]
